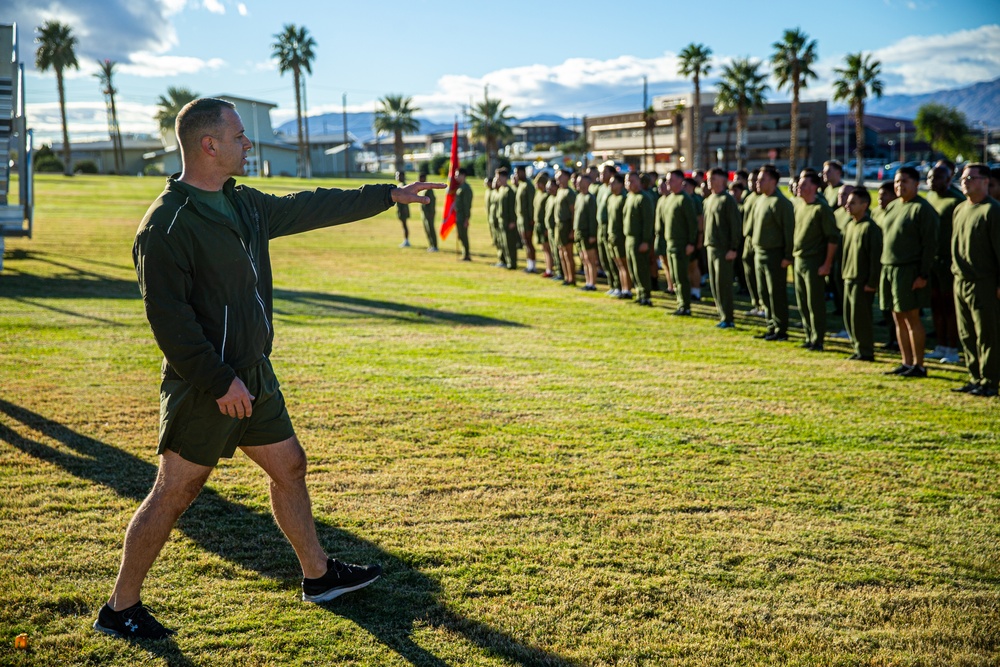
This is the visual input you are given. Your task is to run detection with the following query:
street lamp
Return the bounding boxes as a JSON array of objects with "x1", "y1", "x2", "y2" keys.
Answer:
[
  {"x1": 979, "y1": 120, "x2": 989, "y2": 163},
  {"x1": 826, "y1": 122, "x2": 834, "y2": 161},
  {"x1": 887, "y1": 139, "x2": 894, "y2": 163},
  {"x1": 895, "y1": 121, "x2": 905, "y2": 164}
]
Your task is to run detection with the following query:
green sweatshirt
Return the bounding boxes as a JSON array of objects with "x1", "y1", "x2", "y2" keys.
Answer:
[
  {"x1": 880, "y1": 196, "x2": 939, "y2": 275},
  {"x1": 574, "y1": 192, "x2": 598, "y2": 240},
  {"x1": 741, "y1": 191, "x2": 759, "y2": 236},
  {"x1": 926, "y1": 188, "x2": 966, "y2": 268},
  {"x1": 656, "y1": 191, "x2": 698, "y2": 251},
  {"x1": 951, "y1": 197, "x2": 1000, "y2": 281},
  {"x1": 497, "y1": 184, "x2": 516, "y2": 228},
  {"x1": 455, "y1": 182, "x2": 472, "y2": 224},
  {"x1": 133, "y1": 177, "x2": 395, "y2": 398},
  {"x1": 624, "y1": 191, "x2": 654, "y2": 243},
  {"x1": 516, "y1": 180, "x2": 536, "y2": 227},
  {"x1": 751, "y1": 191, "x2": 796, "y2": 260},
  {"x1": 533, "y1": 191, "x2": 549, "y2": 229},
  {"x1": 556, "y1": 188, "x2": 576, "y2": 232},
  {"x1": 841, "y1": 214, "x2": 883, "y2": 289},
  {"x1": 704, "y1": 191, "x2": 742, "y2": 251},
  {"x1": 607, "y1": 193, "x2": 626, "y2": 245},
  {"x1": 421, "y1": 188, "x2": 435, "y2": 224},
  {"x1": 595, "y1": 182, "x2": 611, "y2": 228},
  {"x1": 793, "y1": 200, "x2": 839, "y2": 259}
]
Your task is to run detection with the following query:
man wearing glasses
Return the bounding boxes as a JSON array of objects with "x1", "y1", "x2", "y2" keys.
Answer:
[{"x1": 950, "y1": 164, "x2": 1000, "y2": 397}]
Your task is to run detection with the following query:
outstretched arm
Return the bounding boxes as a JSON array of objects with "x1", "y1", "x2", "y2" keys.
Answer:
[{"x1": 392, "y1": 181, "x2": 446, "y2": 206}]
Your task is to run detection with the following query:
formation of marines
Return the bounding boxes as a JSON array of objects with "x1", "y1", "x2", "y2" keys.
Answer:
[{"x1": 398, "y1": 159, "x2": 1000, "y2": 398}]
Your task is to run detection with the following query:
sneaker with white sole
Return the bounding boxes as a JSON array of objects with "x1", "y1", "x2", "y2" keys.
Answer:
[
  {"x1": 925, "y1": 345, "x2": 945, "y2": 360},
  {"x1": 939, "y1": 348, "x2": 961, "y2": 364},
  {"x1": 93, "y1": 602, "x2": 176, "y2": 640},
  {"x1": 302, "y1": 558, "x2": 382, "y2": 603}
]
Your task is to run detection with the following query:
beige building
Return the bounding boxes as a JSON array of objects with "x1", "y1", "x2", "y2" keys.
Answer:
[{"x1": 587, "y1": 93, "x2": 828, "y2": 175}]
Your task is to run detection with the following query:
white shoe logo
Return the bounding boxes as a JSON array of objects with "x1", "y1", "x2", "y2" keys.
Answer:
[{"x1": 125, "y1": 618, "x2": 138, "y2": 633}]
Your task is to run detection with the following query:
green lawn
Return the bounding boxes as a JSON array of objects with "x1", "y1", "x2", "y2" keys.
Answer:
[{"x1": 1, "y1": 174, "x2": 998, "y2": 666}]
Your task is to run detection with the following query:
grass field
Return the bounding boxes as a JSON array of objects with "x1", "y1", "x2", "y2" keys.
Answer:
[{"x1": 1, "y1": 174, "x2": 998, "y2": 666}]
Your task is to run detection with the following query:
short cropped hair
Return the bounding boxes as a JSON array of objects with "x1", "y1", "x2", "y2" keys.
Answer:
[
  {"x1": 534, "y1": 172, "x2": 549, "y2": 187},
  {"x1": 730, "y1": 182, "x2": 745, "y2": 194},
  {"x1": 897, "y1": 166, "x2": 920, "y2": 181},
  {"x1": 878, "y1": 181, "x2": 894, "y2": 192},
  {"x1": 823, "y1": 160, "x2": 843, "y2": 173},
  {"x1": 759, "y1": 164, "x2": 781, "y2": 182},
  {"x1": 849, "y1": 188, "x2": 871, "y2": 206},
  {"x1": 735, "y1": 169, "x2": 749, "y2": 181},
  {"x1": 800, "y1": 172, "x2": 823, "y2": 188},
  {"x1": 965, "y1": 163, "x2": 990, "y2": 179},
  {"x1": 667, "y1": 169, "x2": 685, "y2": 180},
  {"x1": 496, "y1": 167, "x2": 510, "y2": 177},
  {"x1": 176, "y1": 98, "x2": 236, "y2": 152},
  {"x1": 457, "y1": 167, "x2": 469, "y2": 177},
  {"x1": 612, "y1": 172, "x2": 625, "y2": 184},
  {"x1": 709, "y1": 168, "x2": 727, "y2": 180},
  {"x1": 936, "y1": 158, "x2": 956, "y2": 174}
]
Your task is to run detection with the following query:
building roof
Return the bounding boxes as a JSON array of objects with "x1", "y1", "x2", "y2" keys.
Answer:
[{"x1": 827, "y1": 113, "x2": 915, "y2": 133}]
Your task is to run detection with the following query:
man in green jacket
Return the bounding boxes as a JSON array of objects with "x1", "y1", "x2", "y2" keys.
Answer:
[
  {"x1": 704, "y1": 168, "x2": 742, "y2": 328},
  {"x1": 841, "y1": 189, "x2": 883, "y2": 362},
  {"x1": 792, "y1": 171, "x2": 839, "y2": 351},
  {"x1": 515, "y1": 165, "x2": 537, "y2": 272},
  {"x1": 418, "y1": 168, "x2": 437, "y2": 252},
  {"x1": 97, "y1": 98, "x2": 442, "y2": 640},
  {"x1": 658, "y1": 169, "x2": 699, "y2": 315},
  {"x1": 606, "y1": 172, "x2": 632, "y2": 298},
  {"x1": 741, "y1": 170, "x2": 764, "y2": 316},
  {"x1": 925, "y1": 165, "x2": 965, "y2": 364},
  {"x1": 454, "y1": 168, "x2": 473, "y2": 261},
  {"x1": 395, "y1": 171, "x2": 411, "y2": 247},
  {"x1": 495, "y1": 168, "x2": 519, "y2": 270},
  {"x1": 532, "y1": 173, "x2": 553, "y2": 277},
  {"x1": 752, "y1": 165, "x2": 796, "y2": 341},
  {"x1": 951, "y1": 163, "x2": 1000, "y2": 397},
  {"x1": 574, "y1": 173, "x2": 600, "y2": 291},
  {"x1": 596, "y1": 163, "x2": 620, "y2": 296},
  {"x1": 555, "y1": 168, "x2": 577, "y2": 285},
  {"x1": 880, "y1": 166, "x2": 939, "y2": 377},
  {"x1": 624, "y1": 172, "x2": 655, "y2": 306}
]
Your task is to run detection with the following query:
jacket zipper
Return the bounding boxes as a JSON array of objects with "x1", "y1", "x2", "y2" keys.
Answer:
[
  {"x1": 239, "y1": 238, "x2": 271, "y2": 335},
  {"x1": 221, "y1": 305, "x2": 229, "y2": 363}
]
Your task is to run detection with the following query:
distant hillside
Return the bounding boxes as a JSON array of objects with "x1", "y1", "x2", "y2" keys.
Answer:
[{"x1": 833, "y1": 77, "x2": 999, "y2": 126}]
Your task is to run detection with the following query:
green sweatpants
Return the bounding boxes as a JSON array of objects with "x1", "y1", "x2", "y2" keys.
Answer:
[
  {"x1": 955, "y1": 277, "x2": 1000, "y2": 385},
  {"x1": 755, "y1": 248, "x2": 789, "y2": 335},
  {"x1": 667, "y1": 249, "x2": 691, "y2": 309},
  {"x1": 742, "y1": 236, "x2": 762, "y2": 309},
  {"x1": 455, "y1": 219, "x2": 470, "y2": 260},
  {"x1": 597, "y1": 224, "x2": 619, "y2": 290},
  {"x1": 794, "y1": 255, "x2": 827, "y2": 346},
  {"x1": 503, "y1": 224, "x2": 519, "y2": 269},
  {"x1": 423, "y1": 214, "x2": 437, "y2": 249},
  {"x1": 626, "y1": 239, "x2": 651, "y2": 302},
  {"x1": 707, "y1": 246, "x2": 735, "y2": 324},
  {"x1": 844, "y1": 281, "x2": 876, "y2": 358}
]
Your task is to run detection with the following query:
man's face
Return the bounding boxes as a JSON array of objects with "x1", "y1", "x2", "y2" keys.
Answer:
[
  {"x1": 846, "y1": 193, "x2": 868, "y2": 220},
  {"x1": 823, "y1": 164, "x2": 841, "y2": 186},
  {"x1": 927, "y1": 168, "x2": 949, "y2": 194},
  {"x1": 610, "y1": 178, "x2": 623, "y2": 195},
  {"x1": 214, "y1": 108, "x2": 253, "y2": 177},
  {"x1": 797, "y1": 173, "x2": 817, "y2": 200},
  {"x1": 961, "y1": 167, "x2": 989, "y2": 200},
  {"x1": 455, "y1": 172, "x2": 465, "y2": 185},
  {"x1": 838, "y1": 184, "x2": 855, "y2": 208},
  {"x1": 894, "y1": 173, "x2": 918, "y2": 201},
  {"x1": 710, "y1": 174, "x2": 727, "y2": 195},
  {"x1": 557, "y1": 172, "x2": 569, "y2": 188},
  {"x1": 681, "y1": 181, "x2": 694, "y2": 195},
  {"x1": 878, "y1": 188, "x2": 896, "y2": 210},
  {"x1": 547, "y1": 180, "x2": 558, "y2": 195},
  {"x1": 497, "y1": 174, "x2": 508, "y2": 188},
  {"x1": 626, "y1": 174, "x2": 641, "y2": 194},
  {"x1": 758, "y1": 170, "x2": 776, "y2": 195},
  {"x1": 602, "y1": 167, "x2": 614, "y2": 184},
  {"x1": 579, "y1": 177, "x2": 591, "y2": 194}
]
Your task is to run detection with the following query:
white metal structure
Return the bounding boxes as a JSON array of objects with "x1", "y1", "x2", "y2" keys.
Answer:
[{"x1": 0, "y1": 23, "x2": 33, "y2": 271}]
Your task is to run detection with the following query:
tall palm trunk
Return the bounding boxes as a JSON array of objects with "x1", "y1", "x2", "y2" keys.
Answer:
[
  {"x1": 293, "y1": 67, "x2": 304, "y2": 178},
  {"x1": 692, "y1": 75, "x2": 701, "y2": 170},
  {"x1": 789, "y1": 75, "x2": 800, "y2": 178},
  {"x1": 736, "y1": 111, "x2": 747, "y2": 171},
  {"x1": 854, "y1": 101, "x2": 865, "y2": 185},
  {"x1": 57, "y1": 70, "x2": 71, "y2": 175},
  {"x1": 394, "y1": 129, "x2": 404, "y2": 174}
]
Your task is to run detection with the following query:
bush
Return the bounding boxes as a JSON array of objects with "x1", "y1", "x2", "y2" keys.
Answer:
[
  {"x1": 34, "y1": 155, "x2": 64, "y2": 173},
  {"x1": 428, "y1": 155, "x2": 449, "y2": 177},
  {"x1": 473, "y1": 154, "x2": 511, "y2": 179},
  {"x1": 74, "y1": 160, "x2": 99, "y2": 174},
  {"x1": 143, "y1": 163, "x2": 165, "y2": 176}
]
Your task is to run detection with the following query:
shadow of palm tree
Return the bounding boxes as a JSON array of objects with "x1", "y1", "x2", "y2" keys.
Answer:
[
  {"x1": 0, "y1": 399, "x2": 571, "y2": 666},
  {"x1": 272, "y1": 289, "x2": 527, "y2": 328}
]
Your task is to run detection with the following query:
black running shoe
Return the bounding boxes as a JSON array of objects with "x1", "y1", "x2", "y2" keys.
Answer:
[
  {"x1": 302, "y1": 558, "x2": 382, "y2": 603},
  {"x1": 93, "y1": 602, "x2": 176, "y2": 640},
  {"x1": 884, "y1": 364, "x2": 911, "y2": 375}
]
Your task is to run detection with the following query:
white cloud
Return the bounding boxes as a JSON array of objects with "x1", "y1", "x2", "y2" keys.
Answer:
[
  {"x1": 203, "y1": 0, "x2": 225, "y2": 14},
  {"x1": 872, "y1": 24, "x2": 1000, "y2": 94},
  {"x1": 237, "y1": 2, "x2": 248, "y2": 16},
  {"x1": 120, "y1": 53, "x2": 226, "y2": 78},
  {"x1": 26, "y1": 100, "x2": 161, "y2": 145}
]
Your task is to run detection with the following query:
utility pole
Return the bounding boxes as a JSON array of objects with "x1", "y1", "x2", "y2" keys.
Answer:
[
  {"x1": 374, "y1": 101, "x2": 380, "y2": 175},
  {"x1": 642, "y1": 76, "x2": 648, "y2": 171},
  {"x1": 302, "y1": 76, "x2": 312, "y2": 178},
  {"x1": 342, "y1": 92, "x2": 349, "y2": 178}
]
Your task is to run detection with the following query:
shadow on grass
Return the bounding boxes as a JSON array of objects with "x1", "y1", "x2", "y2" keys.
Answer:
[
  {"x1": 0, "y1": 250, "x2": 140, "y2": 300},
  {"x1": 273, "y1": 289, "x2": 527, "y2": 328},
  {"x1": 0, "y1": 398, "x2": 571, "y2": 666}
]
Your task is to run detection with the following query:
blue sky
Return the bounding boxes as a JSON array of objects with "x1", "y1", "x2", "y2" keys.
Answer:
[{"x1": 11, "y1": 0, "x2": 1000, "y2": 144}]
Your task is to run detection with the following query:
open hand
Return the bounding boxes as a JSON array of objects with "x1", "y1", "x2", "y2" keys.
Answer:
[{"x1": 392, "y1": 181, "x2": 446, "y2": 206}]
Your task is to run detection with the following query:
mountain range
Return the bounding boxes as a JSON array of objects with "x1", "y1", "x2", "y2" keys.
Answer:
[{"x1": 278, "y1": 77, "x2": 1000, "y2": 143}]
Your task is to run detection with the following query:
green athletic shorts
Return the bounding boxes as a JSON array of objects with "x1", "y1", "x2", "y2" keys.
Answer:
[
  {"x1": 880, "y1": 263, "x2": 930, "y2": 313},
  {"x1": 654, "y1": 235, "x2": 667, "y2": 257},
  {"x1": 157, "y1": 357, "x2": 295, "y2": 467},
  {"x1": 611, "y1": 238, "x2": 627, "y2": 260},
  {"x1": 534, "y1": 220, "x2": 548, "y2": 246}
]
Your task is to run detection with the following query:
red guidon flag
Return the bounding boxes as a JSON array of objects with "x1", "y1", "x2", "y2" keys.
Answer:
[{"x1": 439, "y1": 122, "x2": 460, "y2": 240}]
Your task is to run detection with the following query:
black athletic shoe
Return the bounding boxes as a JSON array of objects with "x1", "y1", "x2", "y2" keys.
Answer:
[
  {"x1": 800, "y1": 341, "x2": 815, "y2": 349},
  {"x1": 971, "y1": 383, "x2": 998, "y2": 397},
  {"x1": 672, "y1": 308, "x2": 691, "y2": 316},
  {"x1": 302, "y1": 559, "x2": 382, "y2": 603},
  {"x1": 810, "y1": 344, "x2": 824, "y2": 352},
  {"x1": 764, "y1": 332, "x2": 789, "y2": 342},
  {"x1": 754, "y1": 331, "x2": 775, "y2": 340},
  {"x1": 952, "y1": 382, "x2": 979, "y2": 393},
  {"x1": 900, "y1": 365, "x2": 927, "y2": 378},
  {"x1": 93, "y1": 602, "x2": 176, "y2": 640},
  {"x1": 884, "y1": 364, "x2": 911, "y2": 375}
]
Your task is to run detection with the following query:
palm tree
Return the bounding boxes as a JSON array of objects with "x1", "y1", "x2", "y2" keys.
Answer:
[
  {"x1": 374, "y1": 94, "x2": 420, "y2": 175},
  {"x1": 643, "y1": 105, "x2": 658, "y2": 171},
  {"x1": 35, "y1": 20, "x2": 79, "y2": 176},
  {"x1": 714, "y1": 58, "x2": 769, "y2": 171},
  {"x1": 833, "y1": 52, "x2": 884, "y2": 185},
  {"x1": 914, "y1": 102, "x2": 973, "y2": 162},
  {"x1": 670, "y1": 101, "x2": 685, "y2": 168},
  {"x1": 771, "y1": 28, "x2": 818, "y2": 178},
  {"x1": 678, "y1": 43, "x2": 712, "y2": 170},
  {"x1": 272, "y1": 24, "x2": 316, "y2": 178},
  {"x1": 468, "y1": 87, "x2": 513, "y2": 177},
  {"x1": 154, "y1": 86, "x2": 199, "y2": 139},
  {"x1": 95, "y1": 59, "x2": 124, "y2": 174}
]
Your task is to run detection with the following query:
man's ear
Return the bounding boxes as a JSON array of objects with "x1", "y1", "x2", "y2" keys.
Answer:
[{"x1": 200, "y1": 135, "x2": 215, "y2": 157}]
